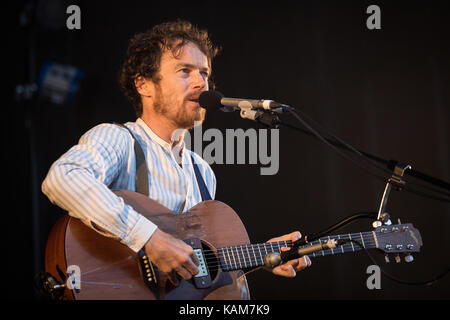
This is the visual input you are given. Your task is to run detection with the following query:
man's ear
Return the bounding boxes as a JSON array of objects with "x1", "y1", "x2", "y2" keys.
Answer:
[{"x1": 134, "y1": 76, "x2": 153, "y2": 97}]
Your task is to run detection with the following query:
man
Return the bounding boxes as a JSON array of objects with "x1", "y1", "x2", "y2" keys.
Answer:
[{"x1": 42, "y1": 20, "x2": 311, "y2": 292}]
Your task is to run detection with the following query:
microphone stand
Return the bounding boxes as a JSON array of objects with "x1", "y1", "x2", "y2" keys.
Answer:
[
  {"x1": 231, "y1": 99, "x2": 449, "y2": 279},
  {"x1": 278, "y1": 109, "x2": 450, "y2": 264},
  {"x1": 278, "y1": 120, "x2": 450, "y2": 193}
]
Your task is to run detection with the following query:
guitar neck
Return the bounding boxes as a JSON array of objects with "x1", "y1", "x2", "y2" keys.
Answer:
[{"x1": 218, "y1": 231, "x2": 377, "y2": 272}]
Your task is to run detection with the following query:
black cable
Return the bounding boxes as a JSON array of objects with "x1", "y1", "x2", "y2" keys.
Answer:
[
  {"x1": 285, "y1": 108, "x2": 450, "y2": 203},
  {"x1": 280, "y1": 119, "x2": 450, "y2": 199},
  {"x1": 286, "y1": 108, "x2": 450, "y2": 198},
  {"x1": 337, "y1": 239, "x2": 450, "y2": 286},
  {"x1": 293, "y1": 212, "x2": 378, "y2": 247}
]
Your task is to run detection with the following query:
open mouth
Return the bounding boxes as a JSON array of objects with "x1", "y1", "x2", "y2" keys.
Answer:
[{"x1": 187, "y1": 97, "x2": 200, "y2": 106}]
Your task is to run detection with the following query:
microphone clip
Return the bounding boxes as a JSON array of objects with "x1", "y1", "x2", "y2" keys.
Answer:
[{"x1": 238, "y1": 100, "x2": 281, "y2": 129}]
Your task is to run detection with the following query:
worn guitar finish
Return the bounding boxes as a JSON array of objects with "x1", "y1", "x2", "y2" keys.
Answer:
[{"x1": 45, "y1": 190, "x2": 251, "y2": 300}]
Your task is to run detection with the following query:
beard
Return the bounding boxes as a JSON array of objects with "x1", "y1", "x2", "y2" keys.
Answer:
[{"x1": 153, "y1": 84, "x2": 205, "y2": 130}]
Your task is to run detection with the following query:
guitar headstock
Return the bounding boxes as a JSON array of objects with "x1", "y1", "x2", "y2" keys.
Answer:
[{"x1": 375, "y1": 223, "x2": 423, "y2": 254}]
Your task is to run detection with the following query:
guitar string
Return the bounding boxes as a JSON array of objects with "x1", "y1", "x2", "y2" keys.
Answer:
[
  {"x1": 195, "y1": 238, "x2": 378, "y2": 271},
  {"x1": 144, "y1": 233, "x2": 377, "y2": 273},
  {"x1": 143, "y1": 238, "x2": 378, "y2": 273},
  {"x1": 203, "y1": 242, "x2": 373, "y2": 265},
  {"x1": 198, "y1": 233, "x2": 377, "y2": 258},
  {"x1": 195, "y1": 241, "x2": 373, "y2": 272},
  {"x1": 202, "y1": 243, "x2": 376, "y2": 272},
  {"x1": 198, "y1": 238, "x2": 377, "y2": 264},
  {"x1": 198, "y1": 231, "x2": 376, "y2": 253}
]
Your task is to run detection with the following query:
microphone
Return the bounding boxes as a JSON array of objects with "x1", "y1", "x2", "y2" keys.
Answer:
[
  {"x1": 263, "y1": 239, "x2": 339, "y2": 268},
  {"x1": 198, "y1": 90, "x2": 291, "y2": 112}
]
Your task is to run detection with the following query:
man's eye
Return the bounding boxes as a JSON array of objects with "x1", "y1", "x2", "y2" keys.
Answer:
[{"x1": 178, "y1": 68, "x2": 190, "y2": 75}]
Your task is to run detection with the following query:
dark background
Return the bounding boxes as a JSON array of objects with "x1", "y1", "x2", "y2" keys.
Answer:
[{"x1": 8, "y1": 0, "x2": 449, "y2": 300}]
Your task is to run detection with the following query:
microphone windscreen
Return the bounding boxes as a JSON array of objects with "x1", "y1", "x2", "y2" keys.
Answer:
[{"x1": 199, "y1": 90, "x2": 224, "y2": 110}]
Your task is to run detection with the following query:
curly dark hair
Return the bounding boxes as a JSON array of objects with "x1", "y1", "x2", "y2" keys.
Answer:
[{"x1": 118, "y1": 20, "x2": 220, "y2": 117}]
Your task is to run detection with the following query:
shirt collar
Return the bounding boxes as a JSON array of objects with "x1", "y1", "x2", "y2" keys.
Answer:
[{"x1": 136, "y1": 118, "x2": 186, "y2": 154}]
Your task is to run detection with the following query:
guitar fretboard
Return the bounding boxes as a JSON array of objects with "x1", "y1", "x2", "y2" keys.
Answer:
[{"x1": 217, "y1": 231, "x2": 377, "y2": 272}]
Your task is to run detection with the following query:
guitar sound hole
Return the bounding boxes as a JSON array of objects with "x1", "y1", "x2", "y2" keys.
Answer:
[{"x1": 202, "y1": 241, "x2": 218, "y2": 281}]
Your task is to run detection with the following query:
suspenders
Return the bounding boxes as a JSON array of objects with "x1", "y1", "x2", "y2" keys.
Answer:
[
  {"x1": 115, "y1": 123, "x2": 212, "y2": 201},
  {"x1": 115, "y1": 123, "x2": 149, "y2": 196},
  {"x1": 190, "y1": 154, "x2": 212, "y2": 201}
]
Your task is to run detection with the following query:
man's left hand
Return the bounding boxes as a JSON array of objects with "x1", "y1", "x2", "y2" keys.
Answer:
[{"x1": 265, "y1": 231, "x2": 312, "y2": 277}]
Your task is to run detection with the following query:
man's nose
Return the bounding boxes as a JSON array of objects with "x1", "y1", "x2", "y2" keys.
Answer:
[{"x1": 191, "y1": 71, "x2": 207, "y2": 90}]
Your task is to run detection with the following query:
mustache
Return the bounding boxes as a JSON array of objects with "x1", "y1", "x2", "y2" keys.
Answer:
[{"x1": 185, "y1": 91, "x2": 204, "y2": 101}]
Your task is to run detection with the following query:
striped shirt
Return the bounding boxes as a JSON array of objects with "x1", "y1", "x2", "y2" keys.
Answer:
[{"x1": 41, "y1": 118, "x2": 216, "y2": 252}]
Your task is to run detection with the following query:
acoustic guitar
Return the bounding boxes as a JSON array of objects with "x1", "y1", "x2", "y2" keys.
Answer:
[{"x1": 44, "y1": 190, "x2": 423, "y2": 300}]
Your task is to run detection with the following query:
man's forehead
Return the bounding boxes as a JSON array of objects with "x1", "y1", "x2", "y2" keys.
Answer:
[{"x1": 161, "y1": 41, "x2": 209, "y2": 68}]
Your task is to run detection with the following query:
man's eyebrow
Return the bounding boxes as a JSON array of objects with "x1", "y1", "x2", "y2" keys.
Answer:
[{"x1": 175, "y1": 62, "x2": 210, "y2": 74}]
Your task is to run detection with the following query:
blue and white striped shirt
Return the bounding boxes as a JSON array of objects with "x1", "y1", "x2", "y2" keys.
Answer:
[{"x1": 42, "y1": 118, "x2": 216, "y2": 252}]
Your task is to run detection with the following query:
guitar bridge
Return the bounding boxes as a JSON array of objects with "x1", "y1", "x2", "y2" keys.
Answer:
[{"x1": 138, "y1": 249, "x2": 160, "y2": 299}]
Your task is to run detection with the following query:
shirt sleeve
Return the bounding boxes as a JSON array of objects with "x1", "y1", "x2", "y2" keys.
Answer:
[{"x1": 41, "y1": 123, "x2": 157, "y2": 252}]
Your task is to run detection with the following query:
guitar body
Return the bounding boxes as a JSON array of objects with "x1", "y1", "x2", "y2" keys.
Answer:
[{"x1": 45, "y1": 190, "x2": 251, "y2": 300}]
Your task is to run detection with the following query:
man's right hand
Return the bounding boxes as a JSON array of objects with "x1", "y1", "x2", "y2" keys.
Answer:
[{"x1": 143, "y1": 228, "x2": 199, "y2": 286}]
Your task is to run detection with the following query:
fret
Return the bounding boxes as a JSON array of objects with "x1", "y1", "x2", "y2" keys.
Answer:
[
  {"x1": 239, "y1": 246, "x2": 246, "y2": 268},
  {"x1": 225, "y1": 246, "x2": 232, "y2": 270},
  {"x1": 246, "y1": 245, "x2": 253, "y2": 267},
  {"x1": 372, "y1": 231, "x2": 379, "y2": 249},
  {"x1": 245, "y1": 245, "x2": 252, "y2": 268},
  {"x1": 245, "y1": 245, "x2": 256, "y2": 267},
  {"x1": 349, "y1": 234, "x2": 355, "y2": 251},
  {"x1": 236, "y1": 246, "x2": 247, "y2": 268},
  {"x1": 311, "y1": 241, "x2": 317, "y2": 258},
  {"x1": 312, "y1": 240, "x2": 319, "y2": 253},
  {"x1": 223, "y1": 247, "x2": 228, "y2": 270},
  {"x1": 217, "y1": 231, "x2": 379, "y2": 272},
  {"x1": 241, "y1": 245, "x2": 251, "y2": 268},
  {"x1": 246, "y1": 245, "x2": 252, "y2": 267},
  {"x1": 220, "y1": 248, "x2": 227, "y2": 270},
  {"x1": 327, "y1": 236, "x2": 334, "y2": 255},
  {"x1": 360, "y1": 232, "x2": 365, "y2": 248},
  {"x1": 229, "y1": 246, "x2": 237, "y2": 270},
  {"x1": 218, "y1": 248, "x2": 225, "y2": 270},
  {"x1": 250, "y1": 246, "x2": 259, "y2": 266},
  {"x1": 233, "y1": 246, "x2": 242, "y2": 269},
  {"x1": 257, "y1": 243, "x2": 263, "y2": 266},
  {"x1": 338, "y1": 235, "x2": 344, "y2": 253},
  {"x1": 220, "y1": 248, "x2": 229, "y2": 271},
  {"x1": 284, "y1": 240, "x2": 291, "y2": 249}
]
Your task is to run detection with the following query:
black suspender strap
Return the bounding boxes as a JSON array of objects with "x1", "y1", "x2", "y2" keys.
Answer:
[
  {"x1": 191, "y1": 154, "x2": 212, "y2": 201},
  {"x1": 115, "y1": 123, "x2": 210, "y2": 201},
  {"x1": 114, "y1": 123, "x2": 149, "y2": 196}
]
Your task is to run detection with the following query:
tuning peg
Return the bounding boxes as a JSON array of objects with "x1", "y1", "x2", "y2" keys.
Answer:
[
  {"x1": 404, "y1": 254, "x2": 414, "y2": 263},
  {"x1": 394, "y1": 254, "x2": 401, "y2": 263},
  {"x1": 384, "y1": 254, "x2": 390, "y2": 263},
  {"x1": 372, "y1": 220, "x2": 382, "y2": 228},
  {"x1": 380, "y1": 212, "x2": 392, "y2": 225}
]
